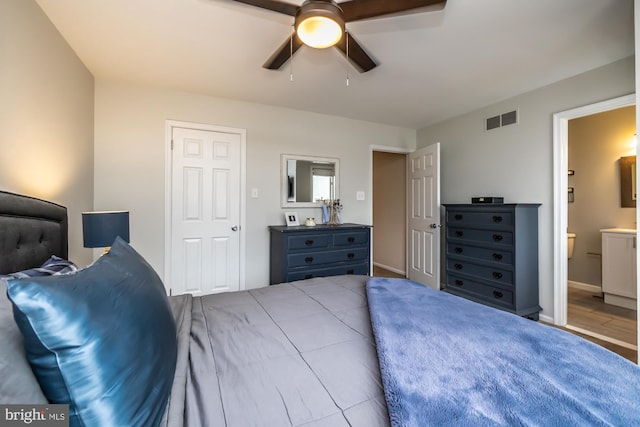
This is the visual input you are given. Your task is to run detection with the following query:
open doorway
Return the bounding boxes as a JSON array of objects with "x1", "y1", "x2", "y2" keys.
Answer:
[
  {"x1": 566, "y1": 106, "x2": 636, "y2": 351},
  {"x1": 553, "y1": 94, "x2": 637, "y2": 360},
  {"x1": 371, "y1": 146, "x2": 411, "y2": 278}
]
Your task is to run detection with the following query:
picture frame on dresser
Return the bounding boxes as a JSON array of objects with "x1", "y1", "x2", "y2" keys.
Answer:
[{"x1": 284, "y1": 212, "x2": 299, "y2": 226}]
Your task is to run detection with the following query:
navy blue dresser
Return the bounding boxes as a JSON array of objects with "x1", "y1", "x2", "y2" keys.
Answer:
[
  {"x1": 442, "y1": 204, "x2": 541, "y2": 319},
  {"x1": 269, "y1": 223, "x2": 371, "y2": 285}
]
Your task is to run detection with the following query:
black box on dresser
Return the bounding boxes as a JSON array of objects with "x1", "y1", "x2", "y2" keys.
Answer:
[
  {"x1": 442, "y1": 204, "x2": 541, "y2": 320},
  {"x1": 269, "y1": 223, "x2": 371, "y2": 285}
]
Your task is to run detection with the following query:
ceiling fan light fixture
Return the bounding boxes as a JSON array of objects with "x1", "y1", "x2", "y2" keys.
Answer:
[
  {"x1": 297, "y1": 16, "x2": 342, "y2": 48},
  {"x1": 295, "y1": 1, "x2": 344, "y2": 49}
]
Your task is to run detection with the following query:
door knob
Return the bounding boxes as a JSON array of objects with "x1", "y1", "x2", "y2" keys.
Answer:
[
  {"x1": 430, "y1": 224, "x2": 441, "y2": 229},
  {"x1": 231, "y1": 225, "x2": 238, "y2": 231}
]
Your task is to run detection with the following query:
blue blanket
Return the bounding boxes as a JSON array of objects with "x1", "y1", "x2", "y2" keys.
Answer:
[{"x1": 366, "y1": 278, "x2": 640, "y2": 427}]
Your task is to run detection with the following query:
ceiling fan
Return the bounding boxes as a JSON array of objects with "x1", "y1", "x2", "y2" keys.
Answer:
[{"x1": 230, "y1": 0, "x2": 447, "y2": 72}]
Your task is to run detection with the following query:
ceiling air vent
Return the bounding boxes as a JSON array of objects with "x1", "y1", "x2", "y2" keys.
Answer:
[{"x1": 485, "y1": 110, "x2": 518, "y2": 131}]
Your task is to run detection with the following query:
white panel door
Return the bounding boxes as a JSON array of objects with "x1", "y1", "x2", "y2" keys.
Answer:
[
  {"x1": 408, "y1": 143, "x2": 441, "y2": 289},
  {"x1": 170, "y1": 127, "x2": 241, "y2": 295}
]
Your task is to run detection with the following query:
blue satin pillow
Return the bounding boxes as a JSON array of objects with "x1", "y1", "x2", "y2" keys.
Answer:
[{"x1": 6, "y1": 237, "x2": 177, "y2": 427}]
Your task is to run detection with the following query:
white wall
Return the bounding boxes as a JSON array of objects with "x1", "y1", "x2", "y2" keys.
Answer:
[
  {"x1": 94, "y1": 81, "x2": 416, "y2": 289},
  {"x1": 417, "y1": 56, "x2": 635, "y2": 320},
  {"x1": 0, "y1": 0, "x2": 94, "y2": 267}
]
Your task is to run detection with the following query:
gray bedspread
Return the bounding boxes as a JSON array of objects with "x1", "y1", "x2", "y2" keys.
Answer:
[{"x1": 166, "y1": 275, "x2": 390, "y2": 427}]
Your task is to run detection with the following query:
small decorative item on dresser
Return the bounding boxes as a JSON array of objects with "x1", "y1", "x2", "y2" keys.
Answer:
[
  {"x1": 471, "y1": 196, "x2": 504, "y2": 204},
  {"x1": 284, "y1": 212, "x2": 299, "y2": 226},
  {"x1": 304, "y1": 217, "x2": 316, "y2": 227},
  {"x1": 323, "y1": 199, "x2": 343, "y2": 225}
]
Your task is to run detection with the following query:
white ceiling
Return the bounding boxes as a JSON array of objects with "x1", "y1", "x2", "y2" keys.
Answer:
[{"x1": 36, "y1": 0, "x2": 634, "y2": 129}]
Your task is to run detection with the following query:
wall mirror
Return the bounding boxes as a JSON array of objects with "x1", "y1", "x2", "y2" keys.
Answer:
[
  {"x1": 620, "y1": 155, "x2": 636, "y2": 208},
  {"x1": 281, "y1": 154, "x2": 339, "y2": 208}
]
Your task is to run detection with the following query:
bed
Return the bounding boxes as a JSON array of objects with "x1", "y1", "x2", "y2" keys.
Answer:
[{"x1": 1, "y1": 190, "x2": 640, "y2": 427}]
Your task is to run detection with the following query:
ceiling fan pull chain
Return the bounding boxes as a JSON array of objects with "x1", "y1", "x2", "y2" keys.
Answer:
[
  {"x1": 289, "y1": 29, "x2": 294, "y2": 82},
  {"x1": 345, "y1": 32, "x2": 350, "y2": 87}
]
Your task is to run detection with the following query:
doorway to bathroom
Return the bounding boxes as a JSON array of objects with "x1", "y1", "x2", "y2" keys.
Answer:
[{"x1": 554, "y1": 94, "x2": 637, "y2": 360}]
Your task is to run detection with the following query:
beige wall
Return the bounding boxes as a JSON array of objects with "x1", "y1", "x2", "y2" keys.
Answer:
[
  {"x1": 0, "y1": 0, "x2": 94, "y2": 266},
  {"x1": 373, "y1": 152, "x2": 406, "y2": 274},
  {"x1": 94, "y1": 80, "x2": 416, "y2": 289},
  {"x1": 417, "y1": 56, "x2": 635, "y2": 320},
  {"x1": 567, "y1": 106, "x2": 636, "y2": 287}
]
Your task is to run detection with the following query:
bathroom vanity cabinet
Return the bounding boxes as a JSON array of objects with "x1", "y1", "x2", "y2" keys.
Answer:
[{"x1": 601, "y1": 228, "x2": 637, "y2": 310}]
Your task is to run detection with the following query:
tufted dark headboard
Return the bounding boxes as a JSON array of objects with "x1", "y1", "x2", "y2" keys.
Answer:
[{"x1": 0, "y1": 191, "x2": 68, "y2": 275}]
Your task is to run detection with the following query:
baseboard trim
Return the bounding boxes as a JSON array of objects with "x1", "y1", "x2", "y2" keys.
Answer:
[
  {"x1": 568, "y1": 280, "x2": 601, "y2": 294},
  {"x1": 539, "y1": 313, "x2": 553, "y2": 324},
  {"x1": 372, "y1": 262, "x2": 406, "y2": 276},
  {"x1": 565, "y1": 324, "x2": 637, "y2": 350}
]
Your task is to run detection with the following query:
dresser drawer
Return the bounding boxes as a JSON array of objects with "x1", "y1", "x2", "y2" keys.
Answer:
[
  {"x1": 446, "y1": 274, "x2": 514, "y2": 308},
  {"x1": 447, "y1": 210, "x2": 514, "y2": 227},
  {"x1": 447, "y1": 227, "x2": 513, "y2": 246},
  {"x1": 446, "y1": 243, "x2": 513, "y2": 266},
  {"x1": 333, "y1": 230, "x2": 369, "y2": 246},
  {"x1": 288, "y1": 247, "x2": 369, "y2": 268},
  {"x1": 446, "y1": 259, "x2": 513, "y2": 285},
  {"x1": 287, "y1": 234, "x2": 331, "y2": 250},
  {"x1": 286, "y1": 262, "x2": 369, "y2": 282}
]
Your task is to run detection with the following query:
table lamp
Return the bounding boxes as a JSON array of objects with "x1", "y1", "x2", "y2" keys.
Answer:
[{"x1": 82, "y1": 211, "x2": 130, "y2": 253}]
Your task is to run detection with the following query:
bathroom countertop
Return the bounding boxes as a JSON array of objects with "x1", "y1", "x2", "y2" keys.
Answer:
[{"x1": 599, "y1": 228, "x2": 637, "y2": 234}]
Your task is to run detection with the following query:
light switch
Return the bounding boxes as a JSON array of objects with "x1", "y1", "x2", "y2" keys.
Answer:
[
  {"x1": 356, "y1": 191, "x2": 365, "y2": 201},
  {"x1": 251, "y1": 188, "x2": 258, "y2": 198}
]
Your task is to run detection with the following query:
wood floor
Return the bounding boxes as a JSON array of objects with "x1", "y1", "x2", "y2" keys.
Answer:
[
  {"x1": 372, "y1": 266, "x2": 638, "y2": 362},
  {"x1": 373, "y1": 265, "x2": 405, "y2": 278},
  {"x1": 566, "y1": 286, "x2": 637, "y2": 362}
]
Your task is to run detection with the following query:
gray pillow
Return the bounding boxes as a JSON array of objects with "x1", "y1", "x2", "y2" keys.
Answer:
[{"x1": 0, "y1": 279, "x2": 47, "y2": 403}]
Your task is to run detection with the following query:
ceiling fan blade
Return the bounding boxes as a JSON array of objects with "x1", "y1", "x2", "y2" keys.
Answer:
[
  {"x1": 341, "y1": 0, "x2": 446, "y2": 22},
  {"x1": 231, "y1": 0, "x2": 299, "y2": 16},
  {"x1": 263, "y1": 33, "x2": 304, "y2": 70},
  {"x1": 335, "y1": 33, "x2": 376, "y2": 73}
]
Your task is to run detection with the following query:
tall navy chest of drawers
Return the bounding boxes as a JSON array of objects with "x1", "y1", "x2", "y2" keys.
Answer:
[
  {"x1": 269, "y1": 224, "x2": 371, "y2": 285},
  {"x1": 443, "y1": 204, "x2": 541, "y2": 319}
]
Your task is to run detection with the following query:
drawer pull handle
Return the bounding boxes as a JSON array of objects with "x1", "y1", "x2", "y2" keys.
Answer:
[
  {"x1": 492, "y1": 215, "x2": 503, "y2": 223},
  {"x1": 305, "y1": 257, "x2": 314, "y2": 264},
  {"x1": 304, "y1": 274, "x2": 313, "y2": 279},
  {"x1": 492, "y1": 234, "x2": 503, "y2": 242},
  {"x1": 454, "y1": 263, "x2": 463, "y2": 270},
  {"x1": 493, "y1": 291, "x2": 504, "y2": 299},
  {"x1": 347, "y1": 236, "x2": 355, "y2": 243},
  {"x1": 492, "y1": 253, "x2": 503, "y2": 261},
  {"x1": 454, "y1": 247, "x2": 463, "y2": 254},
  {"x1": 492, "y1": 272, "x2": 503, "y2": 279},
  {"x1": 454, "y1": 279, "x2": 464, "y2": 286},
  {"x1": 455, "y1": 230, "x2": 464, "y2": 237},
  {"x1": 347, "y1": 253, "x2": 355, "y2": 259},
  {"x1": 347, "y1": 269, "x2": 354, "y2": 274},
  {"x1": 454, "y1": 214, "x2": 463, "y2": 220},
  {"x1": 305, "y1": 239, "x2": 314, "y2": 246}
]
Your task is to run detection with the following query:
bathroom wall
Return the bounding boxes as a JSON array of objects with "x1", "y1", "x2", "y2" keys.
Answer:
[{"x1": 567, "y1": 106, "x2": 636, "y2": 287}]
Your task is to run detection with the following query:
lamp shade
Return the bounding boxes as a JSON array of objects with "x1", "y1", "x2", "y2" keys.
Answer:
[
  {"x1": 295, "y1": 1, "x2": 344, "y2": 49},
  {"x1": 82, "y1": 211, "x2": 130, "y2": 248}
]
